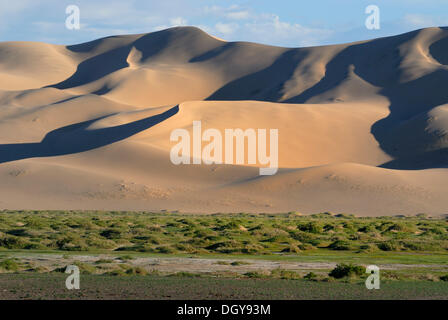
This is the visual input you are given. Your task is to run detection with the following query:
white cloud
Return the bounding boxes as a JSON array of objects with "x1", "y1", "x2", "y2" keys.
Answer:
[
  {"x1": 215, "y1": 22, "x2": 239, "y2": 35},
  {"x1": 243, "y1": 14, "x2": 333, "y2": 47},
  {"x1": 200, "y1": 5, "x2": 332, "y2": 46},
  {"x1": 154, "y1": 17, "x2": 188, "y2": 31},
  {"x1": 226, "y1": 10, "x2": 250, "y2": 20},
  {"x1": 170, "y1": 17, "x2": 188, "y2": 26},
  {"x1": 402, "y1": 14, "x2": 442, "y2": 28},
  {"x1": 203, "y1": 5, "x2": 251, "y2": 20}
]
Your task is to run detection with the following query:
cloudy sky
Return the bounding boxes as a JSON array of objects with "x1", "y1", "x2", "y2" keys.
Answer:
[{"x1": 0, "y1": 0, "x2": 447, "y2": 47}]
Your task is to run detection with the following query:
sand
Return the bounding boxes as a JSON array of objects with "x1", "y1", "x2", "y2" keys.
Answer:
[{"x1": 0, "y1": 26, "x2": 447, "y2": 216}]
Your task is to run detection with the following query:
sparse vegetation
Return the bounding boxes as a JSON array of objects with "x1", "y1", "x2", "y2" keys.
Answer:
[
  {"x1": 0, "y1": 210, "x2": 446, "y2": 299},
  {"x1": 0, "y1": 210, "x2": 446, "y2": 256}
]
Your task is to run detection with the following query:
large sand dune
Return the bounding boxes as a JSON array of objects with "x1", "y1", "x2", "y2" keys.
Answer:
[{"x1": 0, "y1": 26, "x2": 447, "y2": 216}]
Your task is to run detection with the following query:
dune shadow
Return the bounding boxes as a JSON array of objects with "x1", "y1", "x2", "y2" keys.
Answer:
[
  {"x1": 48, "y1": 45, "x2": 132, "y2": 90},
  {"x1": 0, "y1": 105, "x2": 179, "y2": 164},
  {"x1": 205, "y1": 49, "x2": 308, "y2": 102},
  {"x1": 288, "y1": 28, "x2": 448, "y2": 169},
  {"x1": 49, "y1": 29, "x2": 201, "y2": 91},
  {"x1": 379, "y1": 148, "x2": 448, "y2": 170}
]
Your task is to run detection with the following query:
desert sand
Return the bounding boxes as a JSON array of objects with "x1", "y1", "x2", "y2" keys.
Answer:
[{"x1": 0, "y1": 26, "x2": 447, "y2": 216}]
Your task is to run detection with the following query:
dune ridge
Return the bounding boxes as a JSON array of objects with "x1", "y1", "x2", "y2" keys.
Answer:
[{"x1": 0, "y1": 26, "x2": 447, "y2": 215}]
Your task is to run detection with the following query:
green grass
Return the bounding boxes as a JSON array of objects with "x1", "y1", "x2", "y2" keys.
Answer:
[
  {"x1": 0, "y1": 210, "x2": 447, "y2": 280},
  {"x1": 0, "y1": 210, "x2": 446, "y2": 257}
]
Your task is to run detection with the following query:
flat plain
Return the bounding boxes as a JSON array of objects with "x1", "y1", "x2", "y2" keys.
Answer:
[{"x1": 0, "y1": 210, "x2": 446, "y2": 299}]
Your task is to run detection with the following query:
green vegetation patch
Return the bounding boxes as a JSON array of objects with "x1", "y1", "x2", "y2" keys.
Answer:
[{"x1": 0, "y1": 210, "x2": 446, "y2": 257}]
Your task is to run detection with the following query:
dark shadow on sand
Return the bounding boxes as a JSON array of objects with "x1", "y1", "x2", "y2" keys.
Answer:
[{"x1": 0, "y1": 105, "x2": 179, "y2": 164}]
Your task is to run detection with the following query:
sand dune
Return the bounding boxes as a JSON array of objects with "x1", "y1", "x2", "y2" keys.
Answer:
[{"x1": 0, "y1": 26, "x2": 447, "y2": 215}]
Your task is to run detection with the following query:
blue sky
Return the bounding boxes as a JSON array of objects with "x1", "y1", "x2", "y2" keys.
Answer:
[{"x1": 0, "y1": 0, "x2": 447, "y2": 47}]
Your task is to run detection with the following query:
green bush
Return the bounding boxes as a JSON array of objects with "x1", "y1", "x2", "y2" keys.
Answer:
[
  {"x1": 401, "y1": 241, "x2": 438, "y2": 251},
  {"x1": 55, "y1": 237, "x2": 88, "y2": 251},
  {"x1": 105, "y1": 269, "x2": 127, "y2": 276},
  {"x1": 230, "y1": 261, "x2": 251, "y2": 266},
  {"x1": 118, "y1": 255, "x2": 135, "y2": 261},
  {"x1": 358, "y1": 225, "x2": 375, "y2": 233},
  {"x1": 52, "y1": 262, "x2": 96, "y2": 274},
  {"x1": 156, "y1": 246, "x2": 173, "y2": 253},
  {"x1": 298, "y1": 243, "x2": 315, "y2": 251},
  {"x1": 100, "y1": 229, "x2": 122, "y2": 239},
  {"x1": 281, "y1": 245, "x2": 301, "y2": 253},
  {"x1": 271, "y1": 269, "x2": 301, "y2": 280},
  {"x1": 298, "y1": 222, "x2": 322, "y2": 234},
  {"x1": 244, "y1": 271, "x2": 266, "y2": 278},
  {"x1": 377, "y1": 242, "x2": 401, "y2": 251},
  {"x1": 440, "y1": 275, "x2": 448, "y2": 282},
  {"x1": 0, "y1": 236, "x2": 28, "y2": 249},
  {"x1": 290, "y1": 231, "x2": 317, "y2": 243},
  {"x1": 0, "y1": 259, "x2": 19, "y2": 271},
  {"x1": 329, "y1": 263, "x2": 364, "y2": 279},
  {"x1": 125, "y1": 267, "x2": 147, "y2": 275},
  {"x1": 304, "y1": 272, "x2": 317, "y2": 280},
  {"x1": 328, "y1": 240, "x2": 352, "y2": 251}
]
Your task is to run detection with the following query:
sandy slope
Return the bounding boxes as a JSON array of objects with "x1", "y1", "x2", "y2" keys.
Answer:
[{"x1": 0, "y1": 26, "x2": 447, "y2": 215}]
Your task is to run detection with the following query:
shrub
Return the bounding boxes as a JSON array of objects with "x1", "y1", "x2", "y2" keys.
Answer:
[
  {"x1": 24, "y1": 243, "x2": 46, "y2": 250},
  {"x1": 55, "y1": 237, "x2": 88, "y2": 251},
  {"x1": 281, "y1": 245, "x2": 301, "y2": 253},
  {"x1": 0, "y1": 259, "x2": 19, "y2": 271},
  {"x1": 358, "y1": 225, "x2": 375, "y2": 233},
  {"x1": 125, "y1": 267, "x2": 147, "y2": 275},
  {"x1": 328, "y1": 240, "x2": 352, "y2": 251},
  {"x1": 205, "y1": 241, "x2": 240, "y2": 253},
  {"x1": 0, "y1": 236, "x2": 28, "y2": 249},
  {"x1": 105, "y1": 269, "x2": 127, "y2": 276},
  {"x1": 230, "y1": 261, "x2": 251, "y2": 266},
  {"x1": 271, "y1": 269, "x2": 301, "y2": 280},
  {"x1": 290, "y1": 231, "x2": 317, "y2": 243},
  {"x1": 298, "y1": 222, "x2": 322, "y2": 234},
  {"x1": 86, "y1": 238, "x2": 116, "y2": 249},
  {"x1": 358, "y1": 244, "x2": 377, "y2": 253},
  {"x1": 52, "y1": 262, "x2": 96, "y2": 274},
  {"x1": 155, "y1": 246, "x2": 177, "y2": 254},
  {"x1": 100, "y1": 229, "x2": 121, "y2": 239},
  {"x1": 95, "y1": 259, "x2": 113, "y2": 264},
  {"x1": 304, "y1": 272, "x2": 317, "y2": 280},
  {"x1": 298, "y1": 243, "x2": 315, "y2": 251},
  {"x1": 329, "y1": 263, "x2": 364, "y2": 279},
  {"x1": 73, "y1": 262, "x2": 97, "y2": 274},
  {"x1": 377, "y1": 242, "x2": 401, "y2": 251},
  {"x1": 401, "y1": 241, "x2": 439, "y2": 251},
  {"x1": 241, "y1": 243, "x2": 264, "y2": 254},
  {"x1": 118, "y1": 255, "x2": 135, "y2": 261},
  {"x1": 6, "y1": 229, "x2": 29, "y2": 237},
  {"x1": 244, "y1": 271, "x2": 266, "y2": 278},
  {"x1": 440, "y1": 275, "x2": 448, "y2": 282},
  {"x1": 386, "y1": 223, "x2": 416, "y2": 233}
]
